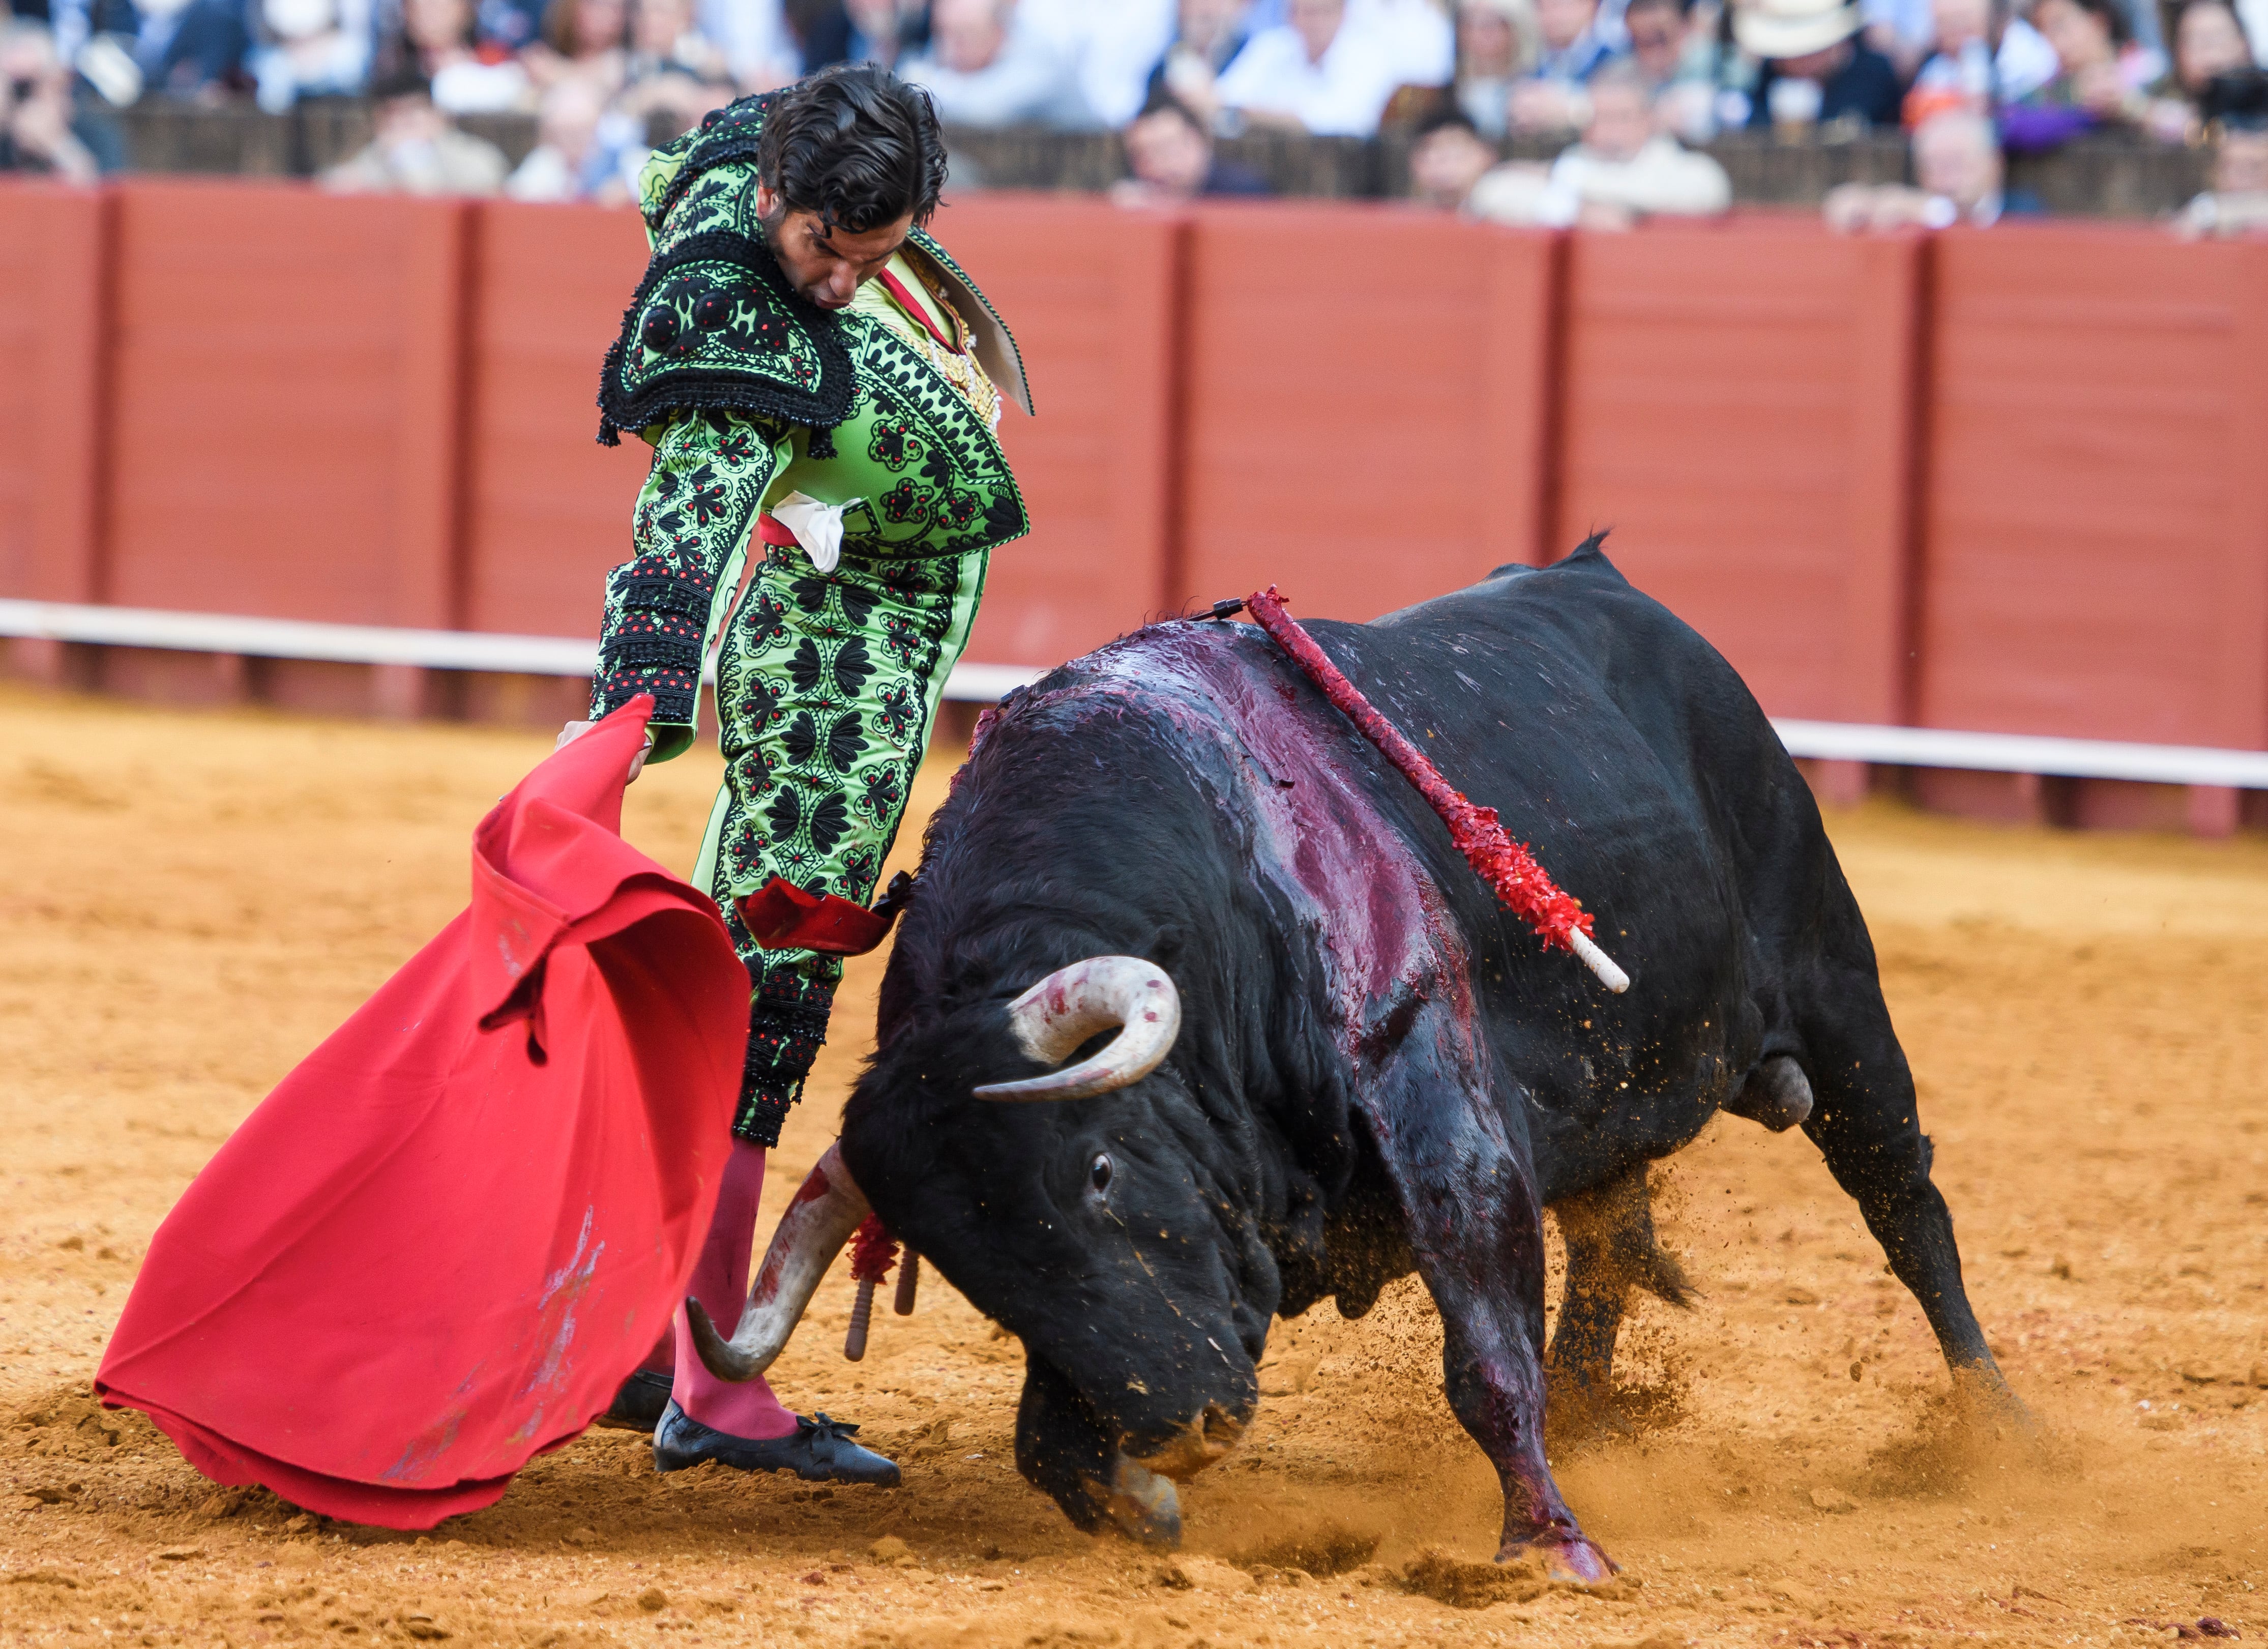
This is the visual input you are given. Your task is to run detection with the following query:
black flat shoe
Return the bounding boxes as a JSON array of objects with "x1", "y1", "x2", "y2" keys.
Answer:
[
  {"x1": 653, "y1": 1401, "x2": 901, "y2": 1486},
  {"x1": 593, "y1": 1369, "x2": 673, "y2": 1433}
]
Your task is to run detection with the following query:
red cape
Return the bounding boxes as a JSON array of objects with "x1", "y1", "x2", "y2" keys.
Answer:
[{"x1": 96, "y1": 699, "x2": 746, "y2": 1528}]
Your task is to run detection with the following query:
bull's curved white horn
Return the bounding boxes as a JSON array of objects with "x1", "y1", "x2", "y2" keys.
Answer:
[
  {"x1": 685, "y1": 1140, "x2": 870, "y2": 1382},
  {"x1": 971, "y1": 956, "x2": 1182, "y2": 1102}
]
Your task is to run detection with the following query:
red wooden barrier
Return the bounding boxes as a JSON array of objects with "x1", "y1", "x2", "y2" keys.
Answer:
[
  {"x1": 1921, "y1": 227, "x2": 2268, "y2": 748},
  {"x1": 1173, "y1": 202, "x2": 1557, "y2": 620},
  {"x1": 460, "y1": 201, "x2": 652, "y2": 641},
  {"x1": 1917, "y1": 226, "x2": 2268, "y2": 829},
  {"x1": 931, "y1": 194, "x2": 1182, "y2": 665},
  {"x1": 0, "y1": 186, "x2": 109, "y2": 615},
  {"x1": 104, "y1": 181, "x2": 468, "y2": 630},
  {"x1": 1554, "y1": 220, "x2": 1922, "y2": 729},
  {"x1": 8, "y1": 178, "x2": 2268, "y2": 833}
]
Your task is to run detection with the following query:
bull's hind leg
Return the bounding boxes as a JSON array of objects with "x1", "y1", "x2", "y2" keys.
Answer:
[
  {"x1": 1546, "y1": 1164, "x2": 1695, "y2": 1436},
  {"x1": 1797, "y1": 973, "x2": 2025, "y2": 1421}
]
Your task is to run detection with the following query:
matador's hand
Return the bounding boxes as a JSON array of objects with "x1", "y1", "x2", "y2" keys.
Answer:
[{"x1": 556, "y1": 721, "x2": 655, "y2": 783}]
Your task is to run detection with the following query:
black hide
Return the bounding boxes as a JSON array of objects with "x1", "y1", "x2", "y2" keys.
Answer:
[{"x1": 839, "y1": 543, "x2": 2011, "y2": 1571}]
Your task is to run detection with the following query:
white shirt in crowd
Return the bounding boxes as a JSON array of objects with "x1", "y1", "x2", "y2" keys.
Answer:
[
  {"x1": 1070, "y1": 0, "x2": 1454, "y2": 134},
  {"x1": 1214, "y1": 4, "x2": 1437, "y2": 135},
  {"x1": 696, "y1": 0, "x2": 793, "y2": 91},
  {"x1": 903, "y1": 9, "x2": 1101, "y2": 127}
]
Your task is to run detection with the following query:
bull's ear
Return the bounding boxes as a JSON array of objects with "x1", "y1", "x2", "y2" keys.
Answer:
[{"x1": 971, "y1": 957, "x2": 1182, "y2": 1102}]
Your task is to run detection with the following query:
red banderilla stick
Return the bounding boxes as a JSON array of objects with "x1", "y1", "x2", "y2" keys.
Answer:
[{"x1": 1243, "y1": 585, "x2": 1629, "y2": 994}]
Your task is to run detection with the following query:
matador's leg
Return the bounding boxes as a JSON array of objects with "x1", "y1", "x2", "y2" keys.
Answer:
[{"x1": 653, "y1": 542, "x2": 986, "y2": 1478}]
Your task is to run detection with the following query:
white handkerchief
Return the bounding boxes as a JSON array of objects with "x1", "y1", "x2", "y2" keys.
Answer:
[{"x1": 770, "y1": 491, "x2": 860, "y2": 575}]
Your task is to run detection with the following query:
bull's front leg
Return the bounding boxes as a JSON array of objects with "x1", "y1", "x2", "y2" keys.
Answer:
[
  {"x1": 1414, "y1": 1193, "x2": 1616, "y2": 1580},
  {"x1": 1366, "y1": 1030, "x2": 1613, "y2": 1580}
]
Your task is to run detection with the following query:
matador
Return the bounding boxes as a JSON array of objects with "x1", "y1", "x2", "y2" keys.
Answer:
[{"x1": 566, "y1": 63, "x2": 1032, "y2": 1485}]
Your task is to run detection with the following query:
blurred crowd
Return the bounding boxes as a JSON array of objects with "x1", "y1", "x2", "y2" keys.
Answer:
[{"x1": 3, "y1": 0, "x2": 2265, "y2": 232}]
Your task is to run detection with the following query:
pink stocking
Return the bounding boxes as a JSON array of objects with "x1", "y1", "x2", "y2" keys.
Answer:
[{"x1": 667, "y1": 1139, "x2": 800, "y2": 1440}]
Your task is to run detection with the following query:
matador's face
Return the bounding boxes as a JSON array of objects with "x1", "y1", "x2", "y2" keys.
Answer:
[{"x1": 754, "y1": 181, "x2": 916, "y2": 312}]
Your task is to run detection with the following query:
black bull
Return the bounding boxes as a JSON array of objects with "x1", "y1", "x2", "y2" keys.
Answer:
[{"x1": 838, "y1": 542, "x2": 2018, "y2": 1575}]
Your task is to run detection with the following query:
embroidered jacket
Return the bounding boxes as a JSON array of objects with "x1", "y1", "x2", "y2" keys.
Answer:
[{"x1": 590, "y1": 93, "x2": 1033, "y2": 759}]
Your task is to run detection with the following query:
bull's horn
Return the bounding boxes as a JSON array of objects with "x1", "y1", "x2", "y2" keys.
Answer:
[
  {"x1": 686, "y1": 1140, "x2": 870, "y2": 1382},
  {"x1": 970, "y1": 956, "x2": 1182, "y2": 1102}
]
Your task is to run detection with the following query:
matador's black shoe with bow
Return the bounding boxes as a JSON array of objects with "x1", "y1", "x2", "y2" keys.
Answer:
[{"x1": 652, "y1": 1401, "x2": 901, "y2": 1486}]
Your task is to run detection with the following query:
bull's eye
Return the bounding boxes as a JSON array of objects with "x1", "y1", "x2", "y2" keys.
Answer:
[{"x1": 1088, "y1": 1153, "x2": 1113, "y2": 1195}]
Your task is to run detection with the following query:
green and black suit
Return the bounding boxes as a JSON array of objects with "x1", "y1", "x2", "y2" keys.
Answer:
[{"x1": 591, "y1": 94, "x2": 1033, "y2": 1147}]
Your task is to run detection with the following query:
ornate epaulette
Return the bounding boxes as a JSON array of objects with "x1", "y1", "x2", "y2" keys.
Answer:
[
  {"x1": 595, "y1": 229, "x2": 853, "y2": 447},
  {"x1": 651, "y1": 94, "x2": 773, "y2": 228}
]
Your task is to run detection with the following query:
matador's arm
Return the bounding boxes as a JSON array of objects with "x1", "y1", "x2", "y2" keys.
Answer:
[{"x1": 591, "y1": 410, "x2": 789, "y2": 764}]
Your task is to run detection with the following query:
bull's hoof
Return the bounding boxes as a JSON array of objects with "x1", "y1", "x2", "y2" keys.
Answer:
[
  {"x1": 1949, "y1": 1368, "x2": 2061, "y2": 1465},
  {"x1": 1498, "y1": 1533, "x2": 1617, "y2": 1585},
  {"x1": 1099, "y1": 1455, "x2": 1182, "y2": 1550}
]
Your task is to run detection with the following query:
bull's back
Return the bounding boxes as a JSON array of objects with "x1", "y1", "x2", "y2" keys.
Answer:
[{"x1": 1313, "y1": 542, "x2": 1855, "y2": 1186}]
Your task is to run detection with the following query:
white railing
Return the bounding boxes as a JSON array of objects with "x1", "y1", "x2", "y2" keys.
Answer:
[
  {"x1": 0, "y1": 599, "x2": 1045, "y2": 704},
  {"x1": 6, "y1": 599, "x2": 2266, "y2": 788}
]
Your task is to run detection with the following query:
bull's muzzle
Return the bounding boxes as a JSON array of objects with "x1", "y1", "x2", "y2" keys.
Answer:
[
  {"x1": 1092, "y1": 1406, "x2": 1244, "y2": 1550},
  {"x1": 1128, "y1": 1402, "x2": 1248, "y2": 1481}
]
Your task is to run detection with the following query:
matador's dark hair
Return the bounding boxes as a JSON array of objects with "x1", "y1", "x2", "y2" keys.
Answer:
[{"x1": 758, "y1": 63, "x2": 949, "y2": 233}]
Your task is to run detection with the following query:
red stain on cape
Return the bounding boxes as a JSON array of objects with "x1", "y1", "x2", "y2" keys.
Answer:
[
  {"x1": 94, "y1": 699, "x2": 747, "y2": 1528},
  {"x1": 1244, "y1": 587, "x2": 1596, "y2": 954}
]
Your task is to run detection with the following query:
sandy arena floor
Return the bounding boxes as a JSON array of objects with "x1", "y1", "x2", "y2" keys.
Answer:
[{"x1": 2, "y1": 682, "x2": 2264, "y2": 1648}]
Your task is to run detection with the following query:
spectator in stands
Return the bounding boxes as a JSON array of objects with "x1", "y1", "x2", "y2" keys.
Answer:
[
  {"x1": 1903, "y1": 0, "x2": 2059, "y2": 126},
  {"x1": 507, "y1": 63, "x2": 644, "y2": 196},
  {"x1": 1823, "y1": 105, "x2": 2039, "y2": 225},
  {"x1": 389, "y1": 0, "x2": 532, "y2": 111},
  {"x1": 247, "y1": 0, "x2": 374, "y2": 110},
  {"x1": 525, "y1": 0, "x2": 627, "y2": 93},
  {"x1": 1734, "y1": 0, "x2": 1904, "y2": 133},
  {"x1": 1454, "y1": 0, "x2": 1537, "y2": 137},
  {"x1": 616, "y1": 0, "x2": 732, "y2": 132},
  {"x1": 2159, "y1": 0, "x2": 2257, "y2": 134},
  {"x1": 689, "y1": 0, "x2": 794, "y2": 90},
  {"x1": 1506, "y1": 0, "x2": 1621, "y2": 134},
  {"x1": 1470, "y1": 58, "x2": 1731, "y2": 221},
  {"x1": 1212, "y1": 0, "x2": 1416, "y2": 134},
  {"x1": 1360, "y1": 0, "x2": 1457, "y2": 93},
  {"x1": 0, "y1": 17, "x2": 107, "y2": 176},
  {"x1": 1862, "y1": 0, "x2": 1936, "y2": 78},
  {"x1": 1407, "y1": 101, "x2": 1501, "y2": 203},
  {"x1": 779, "y1": 0, "x2": 852, "y2": 75},
  {"x1": 2010, "y1": 0, "x2": 2164, "y2": 148},
  {"x1": 472, "y1": 0, "x2": 542, "y2": 54},
  {"x1": 1112, "y1": 89, "x2": 1271, "y2": 199},
  {"x1": 1120, "y1": 0, "x2": 1251, "y2": 132},
  {"x1": 112, "y1": 0, "x2": 254, "y2": 101},
  {"x1": 323, "y1": 63, "x2": 510, "y2": 188},
  {"x1": 843, "y1": 0, "x2": 925, "y2": 68},
  {"x1": 1624, "y1": 0, "x2": 1718, "y2": 139},
  {"x1": 901, "y1": 0, "x2": 1095, "y2": 127},
  {"x1": 2175, "y1": 65, "x2": 2268, "y2": 229}
]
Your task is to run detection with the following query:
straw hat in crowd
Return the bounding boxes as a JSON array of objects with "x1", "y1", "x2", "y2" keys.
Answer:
[{"x1": 1732, "y1": 0, "x2": 1866, "y2": 57}]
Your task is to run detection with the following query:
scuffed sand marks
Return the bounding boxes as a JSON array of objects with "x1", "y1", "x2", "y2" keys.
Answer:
[{"x1": 1, "y1": 682, "x2": 2264, "y2": 1647}]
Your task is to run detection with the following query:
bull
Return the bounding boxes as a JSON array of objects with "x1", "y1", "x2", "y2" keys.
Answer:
[{"x1": 690, "y1": 541, "x2": 2022, "y2": 1577}]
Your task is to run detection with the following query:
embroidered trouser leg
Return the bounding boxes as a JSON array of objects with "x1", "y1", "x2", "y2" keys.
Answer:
[{"x1": 696, "y1": 541, "x2": 989, "y2": 1146}]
